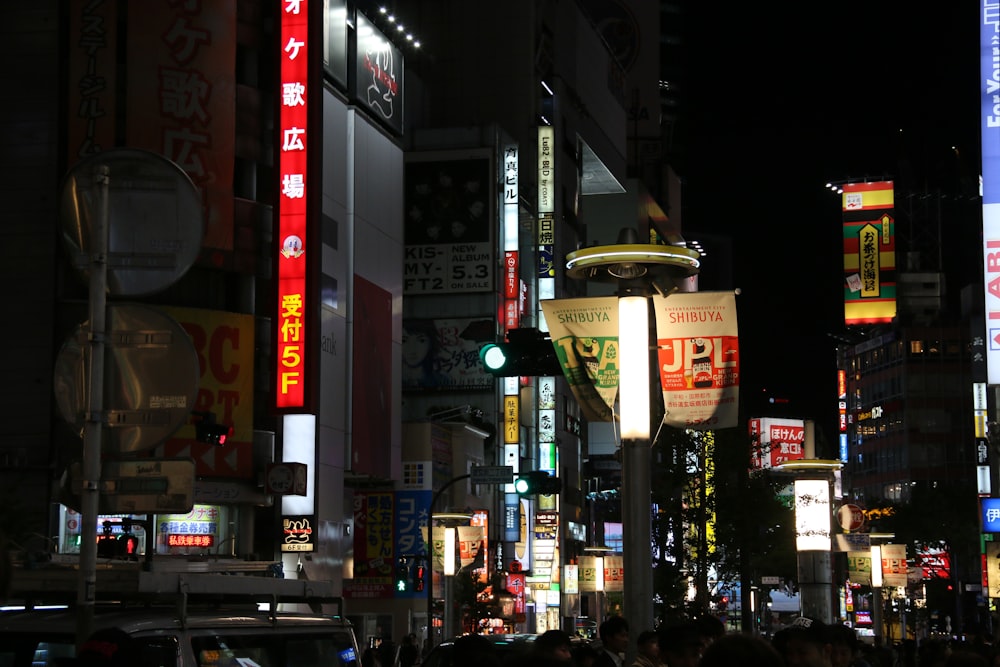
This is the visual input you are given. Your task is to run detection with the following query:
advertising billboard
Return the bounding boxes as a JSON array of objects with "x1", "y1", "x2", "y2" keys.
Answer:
[
  {"x1": 749, "y1": 417, "x2": 806, "y2": 470},
  {"x1": 160, "y1": 307, "x2": 255, "y2": 479},
  {"x1": 274, "y1": 0, "x2": 315, "y2": 411},
  {"x1": 402, "y1": 317, "x2": 495, "y2": 390},
  {"x1": 355, "y1": 12, "x2": 403, "y2": 135},
  {"x1": 403, "y1": 153, "x2": 494, "y2": 295},
  {"x1": 981, "y1": 5, "x2": 1000, "y2": 383},
  {"x1": 842, "y1": 181, "x2": 896, "y2": 325},
  {"x1": 655, "y1": 292, "x2": 740, "y2": 430},
  {"x1": 126, "y1": 0, "x2": 236, "y2": 254}
]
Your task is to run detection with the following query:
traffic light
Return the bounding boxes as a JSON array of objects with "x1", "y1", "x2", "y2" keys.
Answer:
[
  {"x1": 479, "y1": 328, "x2": 563, "y2": 377},
  {"x1": 513, "y1": 470, "x2": 561, "y2": 496},
  {"x1": 97, "y1": 520, "x2": 117, "y2": 558},
  {"x1": 395, "y1": 558, "x2": 411, "y2": 592},
  {"x1": 114, "y1": 517, "x2": 139, "y2": 560},
  {"x1": 194, "y1": 411, "x2": 233, "y2": 446},
  {"x1": 414, "y1": 563, "x2": 426, "y2": 592}
]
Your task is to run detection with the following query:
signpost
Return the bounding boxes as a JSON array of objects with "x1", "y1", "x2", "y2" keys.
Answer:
[
  {"x1": 470, "y1": 465, "x2": 513, "y2": 485},
  {"x1": 837, "y1": 503, "x2": 866, "y2": 532},
  {"x1": 69, "y1": 458, "x2": 195, "y2": 514}
]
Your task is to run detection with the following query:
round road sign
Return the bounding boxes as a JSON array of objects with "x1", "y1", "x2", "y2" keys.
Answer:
[{"x1": 837, "y1": 503, "x2": 866, "y2": 532}]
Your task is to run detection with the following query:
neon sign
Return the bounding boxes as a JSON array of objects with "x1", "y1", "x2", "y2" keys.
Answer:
[{"x1": 276, "y1": 0, "x2": 309, "y2": 409}]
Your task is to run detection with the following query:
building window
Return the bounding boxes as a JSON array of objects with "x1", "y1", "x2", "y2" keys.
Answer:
[
  {"x1": 909, "y1": 340, "x2": 925, "y2": 355},
  {"x1": 403, "y1": 462, "x2": 425, "y2": 487}
]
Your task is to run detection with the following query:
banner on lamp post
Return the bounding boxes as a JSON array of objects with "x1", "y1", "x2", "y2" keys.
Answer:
[
  {"x1": 847, "y1": 550, "x2": 873, "y2": 585},
  {"x1": 540, "y1": 298, "x2": 619, "y2": 422},
  {"x1": 880, "y1": 544, "x2": 908, "y2": 588},
  {"x1": 653, "y1": 291, "x2": 740, "y2": 430}
]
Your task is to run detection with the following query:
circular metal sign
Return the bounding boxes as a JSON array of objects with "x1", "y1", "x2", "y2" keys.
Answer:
[
  {"x1": 837, "y1": 503, "x2": 866, "y2": 532},
  {"x1": 53, "y1": 304, "x2": 200, "y2": 454},
  {"x1": 59, "y1": 148, "x2": 204, "y2": 296}
]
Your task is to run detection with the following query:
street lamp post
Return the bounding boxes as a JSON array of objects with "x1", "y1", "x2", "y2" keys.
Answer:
[
  {"x1": 565, "y1": 228, "x2": 700, "y2": 653},
  {"x1": 779, "y1": 460, "x2": 843, "y2": 624},
  {"x1": 425, "y1": 474, "x2": 471, "y2": 650},
  {"x1": 871, "y1": 544, "x2": 884, "y2": 639}
]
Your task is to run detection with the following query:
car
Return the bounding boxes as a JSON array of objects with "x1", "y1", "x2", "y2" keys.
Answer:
[
  {"x1": 419, "y1": 634, "x2": 537, "y2": 667},
  {"x1": 0, "y1": 560, "x2": 361, "y2": 667},
  {"x1": 420, "y1": 633, "x2": 592, "y2": 667},
  {"x1": 0, "y1": 605, "x2": 361, "y2": 667}
]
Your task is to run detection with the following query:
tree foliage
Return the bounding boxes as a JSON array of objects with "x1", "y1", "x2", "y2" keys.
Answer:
[
  {"x1": 873, "y1": 482, "x2": 981, "y2": 580},
  {"x1": 711, "y1": 428, "x2": 798, "y2": 585}
]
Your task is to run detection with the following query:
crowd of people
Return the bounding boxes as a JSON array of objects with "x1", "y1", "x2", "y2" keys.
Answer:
[{"x1": 437, "y1": 615, "x2": 1000, "y2": 667}]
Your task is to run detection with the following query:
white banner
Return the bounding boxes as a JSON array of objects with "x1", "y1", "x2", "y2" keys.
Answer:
[
  {"x1": 880, "y1": 543, "x2": 908, "y2": 588},
  {"x1": 653, "y1": 292, "x2": 740, "y2": 429}
]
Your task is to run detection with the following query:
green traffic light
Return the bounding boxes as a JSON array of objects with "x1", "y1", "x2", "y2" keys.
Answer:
[
  {"x1": 396, "y1": 579, "x2": 407, "y2": 592},
  {"x1": 480, "y1": 343, "x2": 507, "y2": 371},
  {"x1": 514, "y1": 476, "x2": 531, "y2": 494}
]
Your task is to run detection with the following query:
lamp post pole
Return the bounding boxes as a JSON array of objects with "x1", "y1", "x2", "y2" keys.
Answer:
[
  {"x1": 619, "y1": 291, "x2": 654, "y2": 657},
  {"x1": 426, "y1": 474, "x2": 470, "y2": 650},
  {"x1": 564, "y1": 228, "x2": 701, "y2": 656}
]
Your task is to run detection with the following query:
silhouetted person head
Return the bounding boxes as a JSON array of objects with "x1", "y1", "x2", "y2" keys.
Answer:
[
  {"x1": 772, "y1": 617, "x2": 832, "y2": 667},
  {"x1": 699, "y1": 634, "x2": 783, "y2": 667},
  {"x1": 534, "y1": 630, "x2": 573, "y2": 662},
  {"x1": 598, "y1": 615, "x2": 630, "y2": 656}
]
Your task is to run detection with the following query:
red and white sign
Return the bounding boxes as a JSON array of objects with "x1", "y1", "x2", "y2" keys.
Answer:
[
  {"x1": 275, "y1": 0, "x2": 310, "y2": 410},
  {"x1": 655, "y1": 292, "x2": 740, "y2": 430},
  {"x1": 749, "y1": 417, "x2": 806, "y2": 469},
  {"x1": 505, "y1": 252, "x2": 519, "y2": 298},
  {"x1": 837, "y1": 503, "x2": 866, "y2": 532}
]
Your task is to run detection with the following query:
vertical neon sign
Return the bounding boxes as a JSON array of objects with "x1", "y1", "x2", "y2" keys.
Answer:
[{"x1": 276, "y1": 0, "x2": 309, "y2": 409}]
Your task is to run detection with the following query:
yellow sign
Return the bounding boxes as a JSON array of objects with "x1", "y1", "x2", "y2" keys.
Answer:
[{"x1": 504, "y1": 396, "x2": 519, "y2": 444}]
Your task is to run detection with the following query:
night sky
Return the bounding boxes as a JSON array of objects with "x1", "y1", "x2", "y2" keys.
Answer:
[{"x1": 678, "y1": 3, "x2": 983, "y2": 447}]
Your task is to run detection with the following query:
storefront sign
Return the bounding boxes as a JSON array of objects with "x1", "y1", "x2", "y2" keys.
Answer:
[
  {"x1": 281, "y1": 514, "x2": 316, "y2": 552},
  {"x1": 276, "y1": 0, "x2": 311, "y2": 410}
]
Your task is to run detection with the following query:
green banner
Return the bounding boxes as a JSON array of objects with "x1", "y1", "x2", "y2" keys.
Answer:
[{"x1": 540, "y1": 297, "x2": 619, "y2": 422}]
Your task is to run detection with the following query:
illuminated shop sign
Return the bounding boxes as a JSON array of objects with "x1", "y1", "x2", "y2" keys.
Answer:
[
  {"x1": 982, "y1": 497, "x2": 1000, "y2": 533},
  {"x1": 842, "y1": 181, "x2": 896, "y2": 325},
  {"x1": 168, "y1": 534, "x2": 216, "y2": 548},
  {"x1": 355, "y1": 12, "x2": 403, "y2": 134},
  {"x1": 856, "y1": 405, "x2": 884, "y2": 421},
  {"x1": 981, "y1": 11, "x2": 1000, "y2": 382},
  {"x1": 282, "y1": 514, "x2": 316, "y2": 552},
  {"x1": 276, "y1": 0, "x2": 310, "y2": 410}
]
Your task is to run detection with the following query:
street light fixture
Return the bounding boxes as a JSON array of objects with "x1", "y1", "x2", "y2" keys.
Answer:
[
  {"x1": 565, "y1": 227, "x2": 700, "y2": 651},
  {"x1": 780, "y1": 459, "x2": 842, "y2": 624},
  {"x1": 618, "y1": 295, "x2": 650, "y2": 440}
]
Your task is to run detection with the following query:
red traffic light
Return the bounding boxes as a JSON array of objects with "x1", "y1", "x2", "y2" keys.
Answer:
[{"x1": 193, "y1": 411, "x2": 233, "y2": 446}]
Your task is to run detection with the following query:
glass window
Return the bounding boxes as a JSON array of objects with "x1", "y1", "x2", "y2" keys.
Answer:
[
  {"x1": 0, "y1": 634, "x2": 176, "y2": 667},
  {"x1": 193, "y1": 631, "x2": 358, "y2": 667}
]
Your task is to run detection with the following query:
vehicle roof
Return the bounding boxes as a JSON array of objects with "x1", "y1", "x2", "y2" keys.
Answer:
[
  {"x1": 0, "y1": 607, "x2": 354, "y2": 636},
  {"x1": 434, "y1": 634, "x2": 537, "y2": 648}
]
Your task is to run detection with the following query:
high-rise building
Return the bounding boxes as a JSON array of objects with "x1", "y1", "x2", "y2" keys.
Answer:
[{"x1": 1, "y1": 0, "x2": 698, "y2": 646}]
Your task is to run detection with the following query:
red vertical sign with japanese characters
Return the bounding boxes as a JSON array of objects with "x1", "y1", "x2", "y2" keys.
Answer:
[{"x1": 275, "y1": 0, "x2": 310, "y2": 410}]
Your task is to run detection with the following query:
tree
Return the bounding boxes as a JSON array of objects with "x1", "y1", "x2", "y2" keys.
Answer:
[
  {"x1": 712, "y1": 428, "x2": 798, "y2": 613},
  {"x1": 873, "y1": 482, "x2": 982, "y2": 635}
]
